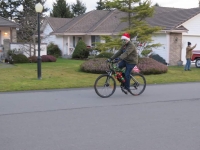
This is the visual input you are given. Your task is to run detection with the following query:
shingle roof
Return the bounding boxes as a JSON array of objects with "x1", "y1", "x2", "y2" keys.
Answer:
[
  {"x1": 48, "y1": 6, "x2": 200, "y2": 35},
  {"x1": 44, "y1": 17, "x2": 72, "y2": 31},
  {"x1": 0, "y1": 16, "x2": 19, "y2": 27},
  {"x1": 146, "y1": 7, "x2": 200, "y2": 30}
]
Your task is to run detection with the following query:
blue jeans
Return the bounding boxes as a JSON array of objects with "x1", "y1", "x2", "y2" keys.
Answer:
[
  {"x1": 118, "y1": 60, "x2": 136, "y2": 90},
  {"x1": 184, "y1": 58, "x2": 191, "y2": 70}
]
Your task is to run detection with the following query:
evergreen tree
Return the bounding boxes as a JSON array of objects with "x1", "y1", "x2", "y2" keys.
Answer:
[
  {"x1": 154, "y1": 3, "x2": 160, "y2": 7},
  {"x1": 71, "y1": 0, "x2": 86, "y2": 17},
  {"x1": 0, "y1": 0, "x2": 21, "y2": 20},
  {"x1": 96, "y1": 0, "x2": 161, "y2": 52},
  {"x1": 50, "y1": 0, "x2": 73, "y2": 18},
  {"x1": 96, "y1": 0, "x2": 106, "y2": 10}
]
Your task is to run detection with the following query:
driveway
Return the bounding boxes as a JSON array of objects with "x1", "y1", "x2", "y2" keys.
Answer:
[{"x1": 0, "y1": 82, "x2": 200, "y2": 150}]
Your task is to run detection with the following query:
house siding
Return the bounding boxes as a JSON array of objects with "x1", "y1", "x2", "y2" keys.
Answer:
[
  {"x1": 42, "y1": 24, "x2": 63, "y2": 55},
  {"x1": 151, "y1": 33, "x2": 169, "y2": 63}
]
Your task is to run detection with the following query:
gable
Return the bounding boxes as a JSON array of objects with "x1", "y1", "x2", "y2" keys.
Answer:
[
  {"x1": 182, "y1": 13, "x2": 200, "y2": 35},
  {"x1": 0, "y1": 16, "x2": 19, "y2": 27}
]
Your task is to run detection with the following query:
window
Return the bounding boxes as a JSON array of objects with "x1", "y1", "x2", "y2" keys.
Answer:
[
  {"x1": 73, "y1": 36, "x2": 75, "y2": 47},
  {"x1": 91, "y1": 36, "x2": 100, "y2": 47}
]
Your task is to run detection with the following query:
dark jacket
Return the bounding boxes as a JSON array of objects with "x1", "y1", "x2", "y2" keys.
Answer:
[{"x1": 111, "y1": 41, "x2": 138, "y2": 64}]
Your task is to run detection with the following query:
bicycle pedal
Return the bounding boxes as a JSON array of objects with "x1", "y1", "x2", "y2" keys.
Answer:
[{"x1": 121, "y1": 88, "x2": 128, "y2": 95}]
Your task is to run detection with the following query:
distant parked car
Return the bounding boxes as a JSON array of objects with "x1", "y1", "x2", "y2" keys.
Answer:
[{"x1": 191, "y1": 50, "x2": 200, "y2": 68}]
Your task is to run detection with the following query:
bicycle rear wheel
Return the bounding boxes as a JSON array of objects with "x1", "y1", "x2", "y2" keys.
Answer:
[
  {"x1": 94, "y1": 74, "x2": 116, "y2": 98},
  {"x1": 129, "y1": 73, "x2": 146, "y2": 96}
]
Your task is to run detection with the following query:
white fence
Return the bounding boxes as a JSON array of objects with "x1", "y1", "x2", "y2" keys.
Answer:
[{"x1": 10, "y1": 43, "x2": 47, "y2": 57}]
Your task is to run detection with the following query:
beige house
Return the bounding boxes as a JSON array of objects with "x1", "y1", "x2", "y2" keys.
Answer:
[{"x1": 41, "y1": 6, "x2": 200, "y2": 65}]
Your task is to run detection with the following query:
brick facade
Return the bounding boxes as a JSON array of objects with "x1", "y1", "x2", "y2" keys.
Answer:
[{"x1": 169, "y1": 33, "x2": 182, "y2": 65}]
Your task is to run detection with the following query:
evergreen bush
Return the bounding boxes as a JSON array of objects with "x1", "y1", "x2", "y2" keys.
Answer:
[
  {"x1": 12, "y1": 54, "x2": 29, "y2": 63},
  {"x1": 47, "y1": 43, "x2": 62, "y2": 58},
  {"x1": 72, "y1": 40, "x2": 89, "y2": 59}
]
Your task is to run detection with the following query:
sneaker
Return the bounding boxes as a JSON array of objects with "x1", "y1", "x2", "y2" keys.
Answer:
[{"x1": 121, "y1": 86, "x2": 128, "y2": 95}]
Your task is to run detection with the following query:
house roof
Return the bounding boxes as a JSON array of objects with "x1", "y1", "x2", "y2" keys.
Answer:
[
  {"x1": 146, "y1": 7, "x2": 200, "y2": 31},
  {"x1": 41, "y1": 17, "x2": 72, "y2": 31},
  {"x1": 46, "y1": 6, "x2": 200, "y2": 35},
  {"x1": 0, "y1": 16, "x2": 19, "y2": 27}
]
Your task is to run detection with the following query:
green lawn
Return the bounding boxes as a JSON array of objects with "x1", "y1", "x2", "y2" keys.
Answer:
[{"x1": 0, "y1": 58, "x2": 199, "y2": 92}]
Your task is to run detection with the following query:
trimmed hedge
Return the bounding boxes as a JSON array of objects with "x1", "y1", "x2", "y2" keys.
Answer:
[
  {"x1": 12, "y1": 54, "x2": 29, "y2": 63},
  {"x1": 80, "y1": 57, "x2": 168, "y2": 75},
  {"x1": 137, "y1": 58, "x2": 168, "y2": 75},
  {"x1": 28, "y1": 55, "x2": 57, "y2": 63}
]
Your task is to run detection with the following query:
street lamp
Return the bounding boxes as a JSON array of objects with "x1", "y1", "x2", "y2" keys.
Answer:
[{"x1": 35, "y1": 2, "x2": 43, "y2": 79}]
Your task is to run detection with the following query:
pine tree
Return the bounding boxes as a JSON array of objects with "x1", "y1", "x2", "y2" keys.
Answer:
[
  {"x1": 0, "y1": 0, "x2": 21, "y2": 20},
  {"x1": 71, "y1": 0, "x2": 86, "y2": 17},
  {"x1": 96, "y1": 0, "x2": 106, "y2": 10},
  {"x1": 50, "y1": 0, "x2": 73, "y2": 18},
  {"x1": 96, "y1": 0, "x2": 161, "y2": 52}
]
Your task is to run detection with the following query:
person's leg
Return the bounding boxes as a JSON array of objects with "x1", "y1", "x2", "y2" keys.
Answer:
[
  {"x1": 124, "y1": 63, "x2": 136, "y2": 90},
  {"x1": 118, "y1": 60, "x2": 126, "y2": 69},
  {"x1": 185, "y1": 59, "x2": 189, "y2": 70},
  {"x1": 188, "y1": 59, "x2": 191, "y2": 70}
]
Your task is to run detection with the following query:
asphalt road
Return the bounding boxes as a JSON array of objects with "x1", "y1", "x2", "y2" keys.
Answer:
[{"x1": 0, "y1": 82, "x2": 200, "y2": 150}]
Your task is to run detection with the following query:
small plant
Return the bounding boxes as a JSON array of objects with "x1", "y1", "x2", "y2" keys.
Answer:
[
  {"x1": 72, "y1": 40, "x2": 89, "y2": 59},
  {"x1": 47, "y1": 43, "x2": 62, "y2": 58}
]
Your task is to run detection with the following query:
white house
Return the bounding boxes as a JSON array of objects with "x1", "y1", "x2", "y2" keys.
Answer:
[{"x1": 41, "y1": 6, "x2": 200, "y2": 65}]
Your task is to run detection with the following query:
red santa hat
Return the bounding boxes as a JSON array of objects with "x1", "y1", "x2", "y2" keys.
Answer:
[{"x1": 121, "y1": 33, "x2": 130, "y2": 41}]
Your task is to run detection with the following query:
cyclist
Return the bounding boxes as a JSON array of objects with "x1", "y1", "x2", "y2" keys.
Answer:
[{"x1": 108, "y1": 33, "x2": 138, "y2": 93}]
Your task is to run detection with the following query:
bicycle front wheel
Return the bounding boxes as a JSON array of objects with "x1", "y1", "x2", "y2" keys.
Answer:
[
  {"x1": 94, "y1": 74, "x2": 116, "y2": 98},
  {"x1": 129, "y1": 73, "x2": 146, "y2": 96}
]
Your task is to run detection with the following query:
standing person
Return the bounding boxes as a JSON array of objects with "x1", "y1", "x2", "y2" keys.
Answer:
[
  {"x1": 184, "y1": 42, "x2": 197, "y2": 71},
  {"x1": 108, "y1": 33, "x2": 138, "y2": 93}
]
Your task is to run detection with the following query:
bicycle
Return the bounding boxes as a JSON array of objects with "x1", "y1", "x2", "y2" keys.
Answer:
[{"x1": 94, "y1": 60, "x2": 146, "y2": 98}]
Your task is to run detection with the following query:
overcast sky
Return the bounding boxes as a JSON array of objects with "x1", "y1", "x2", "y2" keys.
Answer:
[{"x1": 45, "y1": 0, "x2": 199, "y2": 15}]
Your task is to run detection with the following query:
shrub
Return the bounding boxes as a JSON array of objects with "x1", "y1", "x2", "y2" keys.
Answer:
[
  {"x1": 80, "y1": 58, "x2": 108, "y2": 74},
  {"x1": 137, "y1": 58, "x2": 168, "y2": 75},
  {"x1": 72, "y1": 40, "x2": 89, "y2": 59},
  {"x1": 47, "y1": 43, "x2": 62, "y2": 58},
  {"x1": 12, "y1": 54, "x2": 29, "y2": 63},
  {"x1": 80, "y1": 57, "x2": 168, "y2": 75},
  {"x1": 95, "y1": 52, "x2": 113, "y2": 58},
  {"x1": 149, "y1": 54, "x2": 167, "y2": 65},
  {"x1": 41, "y1": 55, "x2": 57, "y2": 62},
  {"x1": 29, "y1": 56, "x2": 37, "y2": 63}
]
